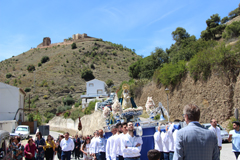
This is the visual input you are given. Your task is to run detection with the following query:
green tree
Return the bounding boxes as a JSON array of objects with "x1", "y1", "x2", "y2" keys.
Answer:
[
  {"x1": 106, "y1": 79, "x2": 114, "y2": 87},
  {"x1": 71, "y1": 43, "x2": 77, "y2": 49},
  {"x1": 221, "y1": 16, "x2": 229, "y2": 24},
  {"x1": 41, "y1": 56, "x2": 50, "y2": 63},
  {"x1": 171, "y1": 27, "x2": 190, "y2": 45},
  {"x1": 228, "y1": 4, "x2": 240, "y2": 20},
  {"x1": 222, "y1": 21, "x2": 240, "y2": 39},
  {"x1": 81, "y1": 67, "x2": 95, "y2": 81},
  {"x1": 27, "y1": 64, "x2": 35, "y2": 72},
  {"x1": 201, "y1": 14, "x2": 226, "y2": 40}
]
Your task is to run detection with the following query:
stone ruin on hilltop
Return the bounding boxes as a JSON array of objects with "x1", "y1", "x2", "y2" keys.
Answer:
[{"x1": 36, "y1": 33, "x2": 97, "y2": 49}]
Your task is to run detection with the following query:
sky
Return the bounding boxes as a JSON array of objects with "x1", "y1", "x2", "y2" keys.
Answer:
[{"x1": 0, "y1": 0, "x2": 239, "y2": 61}]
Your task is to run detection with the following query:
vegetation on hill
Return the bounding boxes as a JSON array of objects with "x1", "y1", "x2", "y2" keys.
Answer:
[
  {"x1": 129, "y1": 3, "x2": 240, "y2": 96},
  {"x1": 0, "y1": 39, "x2": 140, "y2": 122}
]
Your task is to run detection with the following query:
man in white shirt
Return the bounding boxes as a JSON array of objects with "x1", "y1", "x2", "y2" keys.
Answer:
[
  {"x1": 154, "y1": 126, "x2": 163, "y2": 160},
  {"x1": 90, "y1": 131, "x2": 99, "y2": 159},
  {"x1": 95, "y1": 129, "x2": 107, "y2": 160},
  {"x1": 113, "y1": 122, "x2": 128, "y2": 160},
  {"x1": 106, "y1": 126, "x2": 117, "y2": 160},
  {"x1": 209, "y1": 119, "x2": 222, "y2": 154},
  {"x1": 165, "y1": 123, "x2": 175, "y2": 160},
  {"x1": 121, "y1": 122, "x2": 143, "y2": 160},
  {"x1": 161, "y1": 125, "x2": 170, "y2": 160},
  {"x1": 60, "y1": 132, "x2": 75, "y2": 160}
]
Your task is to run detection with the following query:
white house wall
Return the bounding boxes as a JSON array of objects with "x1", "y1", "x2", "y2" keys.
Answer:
[
  {"x1": 86, "y1": 79, "x2": 107, "y2": 95},
  {"x1": 0, "y1": 83, "x2": 21, "y2": 121}
]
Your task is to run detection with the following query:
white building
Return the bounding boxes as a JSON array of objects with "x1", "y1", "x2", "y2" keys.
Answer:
[
  {"x1": 81, "y1": 79, "x2": 108, "y2": 108},
  {"x1": 0, "y1": 82, "x2": 26, "y2": 122}
]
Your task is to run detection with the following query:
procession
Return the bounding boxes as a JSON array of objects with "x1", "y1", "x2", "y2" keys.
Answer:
[{"x1": 1, "y1": 84, "x2": 240, "y2": 160}]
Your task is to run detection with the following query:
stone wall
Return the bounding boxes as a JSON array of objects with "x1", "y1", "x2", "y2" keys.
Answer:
[
  {"x1": 48, "y1": 111, "x2": 105, "y2": 136},
  {"x1": 135, "y1": 73, "x2": 239, "y2": 125}
]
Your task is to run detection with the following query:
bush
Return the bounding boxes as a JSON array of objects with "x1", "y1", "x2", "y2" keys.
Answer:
[
  {"x1": 57, "y1": 106, "x2": 65, "y2": 113},
  {"x1": 24, "y1": 87, "x2": 31, "y2": 92},
  {"x1": 43, "y1": 95, "x2": 49, "y2": 99},
  {"x1": 81, "y1": 67, "x2": 95, "y2": 81},
  {"x1": 90, "y1": 63, "x2": 95, "y2": 69},
  {"x1": 63, "y1": 95, "x2": 75, "y2": 105},
  {"x1": 27, "y1": 64, "x2": 35, "y2": 72},
  {"x1": 153, "y1": 60, "x2": 187, "y2": 86},
  {"x1": 84, "y1": 100, "x2": 99, "y2": 114},
  {"x1": 23, "y1": 74, "x2": 26, "y2": 76},
  {"x1": 106, "y1": 79, "x2": 114, "y2": 87},
  {"x1": 41, "y1": 56, "x2": 50, "y2": 63},
  {"x1": 74, "y1": 102, "x2": 80, "y2": 108},
  {"x1": 154, "y1": 115, "x2": 160, "y2": 120},
  {"x1": 38, "y1": 62, "x2": 42, "y2": 67},
  {"x1": 227, "y1": 117, "x2": 238, "y2": 131},
  {"x1": 71, "y1": 43, "x2": 77, "y2": 49},
  {"x1": 64, "y1": 111, "x2": 69, "y2": 118},
  {"x1": 70, "y1": 109, "x2": 84, "y2": 120},
  {"x1": 6, "y1": 73, "x2": 12, "y2": 78},
  {"x1": 34, "y1": 113, "x2": 42, "y2": 126},
  {"x1": 28, "y1": 113, "x2": 34, "y2": 122},
  {"x1": 222, "y1": 21, "x2": 240, "y2": 40},
  {"x1": 40, "y1": 80, "x2": 48, "y2": 87}
]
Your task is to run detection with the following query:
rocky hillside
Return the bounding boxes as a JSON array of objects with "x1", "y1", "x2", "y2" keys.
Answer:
[
  {"x1": 0, "y1": 39, "x2": 140, "y2": 117},
  {"x1": 135, "y1": 72, "x2": 240, "y2": 125}
]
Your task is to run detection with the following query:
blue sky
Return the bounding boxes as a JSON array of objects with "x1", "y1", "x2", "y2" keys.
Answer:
[{"x1": 0, "y1": 0, "x2": 239, "y2": 61}]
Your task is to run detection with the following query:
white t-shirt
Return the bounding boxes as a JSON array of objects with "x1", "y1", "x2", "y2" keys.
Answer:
[
  {"x1": 121, "y1": 133, "x2": 143, "y2": 158},
  {"x1": 106, "y1": 135, "x2": 116, "y2": 160},
  {"x1": 154, "y1": 131, "x2": 163, "y2": 151},
  {"x1": 209, "y1": 126, "x2": 222, "y2": 147},
  {"x1": 60, "y1": 138, "x2": 74, "y2": 152}
]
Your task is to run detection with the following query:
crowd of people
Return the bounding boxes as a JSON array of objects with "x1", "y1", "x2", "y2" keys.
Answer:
[{"x1": 7, "y1": 103, "x2": 240, "y2": 160}]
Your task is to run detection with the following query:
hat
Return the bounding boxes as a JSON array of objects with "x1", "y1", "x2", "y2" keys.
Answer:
[{"x1": 232, "y1": 121, "x2": 240, "y2": 126}]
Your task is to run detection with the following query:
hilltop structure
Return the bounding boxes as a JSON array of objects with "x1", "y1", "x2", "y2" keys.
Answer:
[{"x1": 35, "y1": 33, "x2": 97, "y2": 49}]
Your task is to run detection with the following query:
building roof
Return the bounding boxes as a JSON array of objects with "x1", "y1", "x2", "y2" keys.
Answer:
[
  {"x1": 0, "y1": 82, "x2": 26, "y2": 96},
  {"x1": 86, "y1": 79, "x2": 107, "y2": 85}
]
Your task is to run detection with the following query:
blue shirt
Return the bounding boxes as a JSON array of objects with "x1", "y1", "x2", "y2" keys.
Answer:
[{"x1": 229, "y1": 129, "x2": 240, "y2": 152}]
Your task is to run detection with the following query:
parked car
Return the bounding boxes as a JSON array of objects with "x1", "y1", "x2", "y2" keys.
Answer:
[
  {"x1": 0, "y1": 130, "x2": 12, "y2": 160},
  {"x1": 202, "y1": 123, "x2": 229, "y2": 142},
  {"x1": 14, "y1": 125, "x2": 30, "y2": 139}
]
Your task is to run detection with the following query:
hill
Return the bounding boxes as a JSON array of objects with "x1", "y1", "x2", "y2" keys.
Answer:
[{"x1": 0, "y1": 38, "x2": 140, "y2": 120}]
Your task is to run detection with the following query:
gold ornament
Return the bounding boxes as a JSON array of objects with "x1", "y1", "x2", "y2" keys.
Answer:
[{"x1": 122, "y1": 84, "x2": 130, "y2": 90}]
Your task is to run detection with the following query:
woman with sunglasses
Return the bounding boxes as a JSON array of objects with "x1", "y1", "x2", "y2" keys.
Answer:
[
  {"x1": 24, "y1": 138, "x2": 38, "y2": 160},
  {"x1": 35, "y1": 132, "x2": 46, "y2": 160}
]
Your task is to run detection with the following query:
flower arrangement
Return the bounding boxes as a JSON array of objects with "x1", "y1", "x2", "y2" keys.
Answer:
[
  {"x1": 103, "y1": 107, "x2": 111, "y2": 119},
  {"x1": 112, "y1": 100, "x2": 122, "y2": 116},
  {"x1": 145, "y1": 97, "x2": 155, "y2": 114}
]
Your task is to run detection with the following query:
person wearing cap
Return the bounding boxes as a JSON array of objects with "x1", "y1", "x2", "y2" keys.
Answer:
[
  {"x1": 121, "y1": 122, "x2": 143, "y2": 160},
  {"x1": 106, "y1": 126, "x2": 117, "y2": 160},
  {"x1": 228, "y1": 121, "x2": 240, "y2": 160}
]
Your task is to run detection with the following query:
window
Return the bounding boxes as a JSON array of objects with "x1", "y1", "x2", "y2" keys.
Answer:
[
  {"x1": 89, "y1": 83, "x2": 94, "y2": 87},
  {"x1": 16, "y1": 127, "x2": 28, "y2": 131},
  {"x1": 97, "y1": 89, "x2": 103, "y2": 94}
]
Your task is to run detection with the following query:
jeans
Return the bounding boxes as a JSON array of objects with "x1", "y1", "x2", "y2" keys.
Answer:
[
  {"x1": 117, "y1": 155, "x2": 124, "y2": 160},
  {"x1": 96, "y1": 152, "x2": 106, "y2": 160},
  {"x1": 124, "y1": 158, "x2": 140, "y2": 160},
  {"x1": 169, "y1": 152, "x2": 174, "y2": 160},
  {"x1": 234, "y1": 152, "x2": 240, "y2": 160},
  {"x1": 160, "y1": 152, "x2": 164, "y2": 160},
  {"x1": 61, "y1": 151, "x2": 71, "y2": 160},
  {"x1": 163, "y1": 152, "x2": 169, "y2": 160}
]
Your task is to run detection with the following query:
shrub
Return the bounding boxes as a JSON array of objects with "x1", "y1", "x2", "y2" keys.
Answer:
[
  {"x1": 84, "y1": 100, "x2": 99, "y2": 114},
  {"x1": 24, "y1": 87, "x2": 31, "y2": 92},
  {"x1": 40, "y1": 80, "x2": 48, "y2": 87},
  {"x1": 6, "y1": 73, "x2": 12, "y2": 78},
  {"x1": 27, "y1": 64, "x2": 35, "y2": 72},
  {"x1": 38, "y1": 62, "x2": 42, "y2": 67},
  {"x1": 74, "y1": 102, "x2": 80, "y2": 108},
  {"x1": 43, "y1": 95, "x2": 49, "y2": 99},
  {"x1": 227, "y1": 117, "x2": 238, "y2": 131},
  {"x1": 23, "y1": 74, "x2": 26, "y2": 76},
  {"x1": 90, "y1": 63, "x2": 95, "y2": 69},
  {"x1": 34, "y1": 113, "x2": 42, "y2": 126},
  {"x1": 71, "y1": 43, "x2": 77, "y2": 49},
  {"x1": 64, "y1": 111, "x2": 69, "y2": 118},
  {"x1": 63, "y1": 95, "x2": 75, "y2": 105},
  {"x1": 70, "y1": 86, "x2": 74, "y2": 90},
  {"x1": 82, "y1": 47, "x2": 85, "y2": 50},
  {"x1": 28, "y1": 113, "x2": 34, "y2": 122},
  {"x1": 154, "y1": 115, "x2": 160, "y2": 120},
  {"x1": 81, "y1": 67, "x2": 95, "y2": 81},
  {"x1": 106, "y1": 79, "x2": 114, "y2": 87},
  {"x1": 70, "y1": 109, "x2": 84, "y2": 120},
  {"x1": 222, "y1": 21, "x2": 240, "y2": 40},
  {"x1": 154, "y1": 60, "x2": 187, "y2": 86},
  {"x1": 41, "y1": 56, "x2": 50, "y2": 63},
  {"x1": 5, "y1": 80, "x2": 10, "y2": 84},
  {"x1": 57, "y1": 106, "x2": 65, "y2": 113}
]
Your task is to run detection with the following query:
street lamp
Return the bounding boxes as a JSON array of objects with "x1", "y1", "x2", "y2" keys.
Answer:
[{"x1": 165, "y1": 88, "x2": 170, "y2": 122}]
